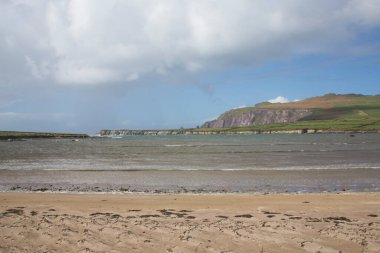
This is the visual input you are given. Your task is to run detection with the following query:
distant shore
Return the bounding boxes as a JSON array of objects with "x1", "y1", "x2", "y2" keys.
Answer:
[
  {"x1": 98, "y1": 129, "x2": 380, "y2": 136},
  {"x1": 0, "y1": 131, "x2": 89, "y2": 140},
  {"x1": 1, "y1": 192, "x2": 379, "y2": 253}
]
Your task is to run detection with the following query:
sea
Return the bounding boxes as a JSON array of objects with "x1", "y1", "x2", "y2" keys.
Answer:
[{"x1": 1, "y1": 133, "x2": 380, "y2": 193}]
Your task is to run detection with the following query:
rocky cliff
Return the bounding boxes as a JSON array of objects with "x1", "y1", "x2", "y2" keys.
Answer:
[{"x1": 202, "y1": 109, "x2": 312, "y2": 128}]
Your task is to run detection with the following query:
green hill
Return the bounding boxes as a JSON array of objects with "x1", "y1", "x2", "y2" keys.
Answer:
[{"x1": 200, "y1": 94, "x2": 380, "y2": 132}]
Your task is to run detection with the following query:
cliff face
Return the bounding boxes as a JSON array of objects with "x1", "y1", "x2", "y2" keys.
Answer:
[{"x1": 202, "y1": 109, "x2": 312, "y2": 128}]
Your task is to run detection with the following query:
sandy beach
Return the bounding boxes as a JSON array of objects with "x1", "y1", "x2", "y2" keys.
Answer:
[{"x1": 0, "y1": 192, "x2": 379, "y2": 253}]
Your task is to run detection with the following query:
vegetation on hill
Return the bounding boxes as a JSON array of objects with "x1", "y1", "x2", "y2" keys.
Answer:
[
  {"x1": 199, "y1": 94, "x2": 380, "y2": 132},
  {"x1": 256, "y1": 93, "x2": 380, "y2": 109}
]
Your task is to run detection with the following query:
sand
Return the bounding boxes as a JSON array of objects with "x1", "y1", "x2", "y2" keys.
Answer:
[{"x1": 0, "y1": 192, "x2": 379, "y2": 253}]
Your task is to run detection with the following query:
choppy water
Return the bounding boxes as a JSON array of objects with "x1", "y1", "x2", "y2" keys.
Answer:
[{"x1": 1, "y1": 134, "x2": 380, "y2": 193}]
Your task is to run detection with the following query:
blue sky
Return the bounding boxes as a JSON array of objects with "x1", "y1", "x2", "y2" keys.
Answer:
[{"x1": 1, "y1": 0, "x2": 380, "y2": 133}]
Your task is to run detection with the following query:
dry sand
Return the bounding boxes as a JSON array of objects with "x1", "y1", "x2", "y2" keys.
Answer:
[{"x1": 0, "y1": 192, "x2": 379, "y2": 253}]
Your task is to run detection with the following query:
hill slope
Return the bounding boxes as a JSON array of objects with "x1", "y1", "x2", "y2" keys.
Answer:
[{"x1": 201, "y1": 94, "x2": 380, "y2": 132}]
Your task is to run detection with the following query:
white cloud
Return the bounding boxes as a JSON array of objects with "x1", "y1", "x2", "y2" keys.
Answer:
[
  {"x1": 268, "y1": 96, "x2": 289, "y2": 104},
  {"x1": 4, "y1": 36, "x2": 15, "y2": 48},
  {"x1": 54, "y1": 63, "x2": 120, "y2": 85},
  {"x1": 1, "y1": 0, "x2": 380, "y2": 85},
  {"x1": 25, "y1": 56, "x2": 41, "y2": 79},
  {"x1": 25, "y1": 56, "x2": 50, "y2": 79},
  {"x1": 233, "y1": 105, "x2": 247, "y2": 109},
  {"x1": 126, "y1": 73, "x2": 139, "y2": 82}
]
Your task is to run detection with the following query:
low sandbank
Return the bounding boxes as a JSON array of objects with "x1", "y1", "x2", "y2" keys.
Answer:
[{"x1": 1, "y1": 192, "x2": 379, "y2": 252}]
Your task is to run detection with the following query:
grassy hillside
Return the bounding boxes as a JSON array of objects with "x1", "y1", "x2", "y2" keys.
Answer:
[
  {"x1": 0, "y1": 131, "x2": 89, "y2": 140},
  {"x1": 256, "y1": 93, "x2": 380, "y2": 109},
  {"x1": 199, "y1": 94, "x2": 380, "y2": 132}
]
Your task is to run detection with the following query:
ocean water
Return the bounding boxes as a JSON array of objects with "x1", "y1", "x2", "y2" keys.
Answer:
[{"x1": 1, "y1": 134, "x2": 380, "y2": 193}]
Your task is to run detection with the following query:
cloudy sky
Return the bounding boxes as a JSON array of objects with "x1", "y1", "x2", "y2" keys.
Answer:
[{"x1": 1, "y1": 0, "x2": 380, "y2": 133}]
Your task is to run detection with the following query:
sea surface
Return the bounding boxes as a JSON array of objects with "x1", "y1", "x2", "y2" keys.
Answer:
[{"x1": 1, "y1": 134, "x2": 380, "y2": 193}]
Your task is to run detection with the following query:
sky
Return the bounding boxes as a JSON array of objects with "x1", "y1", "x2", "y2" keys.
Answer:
[{"x1": 1, "y1": 0, "x2": 380, "y2": 133}]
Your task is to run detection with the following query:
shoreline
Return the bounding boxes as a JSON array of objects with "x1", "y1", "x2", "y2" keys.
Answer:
[
  {"x1": 1, "y1": 192, "x2": 379, "y2": 252},
  {"x1": 3, "y1": 189, "x2": 380, "y2": 195},
  {"x1": 98, "y1": 129, "x2": 380, "y2": 136},
  {"x1": 2, "y1": 188, "x2": 380, "y2": 195},
  {"x1": 2, "y1": 167, "x2": 380, "y2": 194}
]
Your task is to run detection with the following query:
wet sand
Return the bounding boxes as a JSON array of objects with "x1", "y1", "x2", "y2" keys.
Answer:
[
  {"x1": 2, "y1": 168, "x2": 380, "y2": 193},
  {"x1": 1, "y1": 192, "x2": 379, "y2": 253}
]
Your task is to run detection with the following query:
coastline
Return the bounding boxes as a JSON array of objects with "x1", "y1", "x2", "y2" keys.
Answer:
[
  {"x1": 98, "y1": 129, "x2": 380, "y2": 136},
  {"x1": 2, "y1": 167, "x2": 380, "y2": 194},
  {"x1": 0, "y1": 131, "x2": 88, "y2": 140},
  {"x1": 1, "y1": 192, "x2": 379, "y2": 252}
]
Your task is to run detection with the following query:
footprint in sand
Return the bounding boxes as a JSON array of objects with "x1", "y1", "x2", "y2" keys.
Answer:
[{"x1": 235, "y1": 214, "x2": 253, "y2": 218}]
